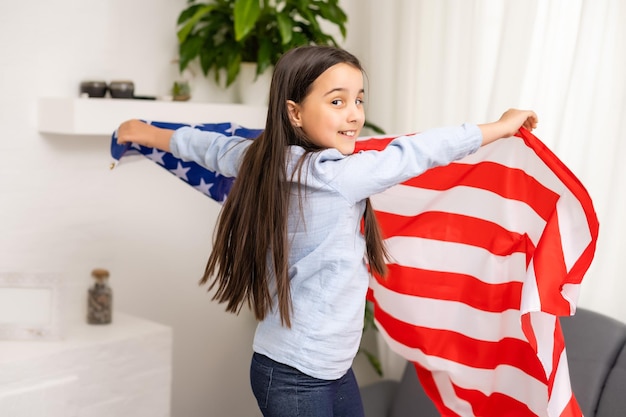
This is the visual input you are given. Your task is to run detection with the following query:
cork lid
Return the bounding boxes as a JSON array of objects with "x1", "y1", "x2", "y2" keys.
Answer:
[{"x1": 91, "y1": 268, "x2": 110, "y2": 282}]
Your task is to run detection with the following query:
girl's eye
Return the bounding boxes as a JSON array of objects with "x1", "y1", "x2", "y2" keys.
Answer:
[
  {"x1": 331, "y1": 99, "x2": 343, "y2": 106},
  {"x1": 356, "y1": 98, "x2": 364, "y2": 106}
]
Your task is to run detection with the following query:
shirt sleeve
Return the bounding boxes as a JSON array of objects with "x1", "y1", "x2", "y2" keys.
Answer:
[
  {"x1": 311, "y1": 123, "x2": 483, "y2": 204},
  {"x1": 169, "y1": 126, "x2": 252, "y2": 177}
]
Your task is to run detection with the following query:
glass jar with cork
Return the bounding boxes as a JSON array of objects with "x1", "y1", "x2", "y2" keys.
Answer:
[{"x1": 87, "y1": 268, "x2": 112, "y2": 324}]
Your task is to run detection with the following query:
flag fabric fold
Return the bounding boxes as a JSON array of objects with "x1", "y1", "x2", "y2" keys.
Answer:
[
  {"x1": 111, "y1": 122, "x2": 598, "y2": 417},
  {"x1": 111, "y1": 121, "x2": 262, "y2": 202}
]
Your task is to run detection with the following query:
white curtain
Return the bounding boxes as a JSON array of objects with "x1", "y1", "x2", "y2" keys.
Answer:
[{"x1": 353, "y1": 0, "x2": 626, "y2": 322}]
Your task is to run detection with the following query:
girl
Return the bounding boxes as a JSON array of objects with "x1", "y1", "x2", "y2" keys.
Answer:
[{"x1": 117, "y1": 45, "x2": 537, "y2": 417}]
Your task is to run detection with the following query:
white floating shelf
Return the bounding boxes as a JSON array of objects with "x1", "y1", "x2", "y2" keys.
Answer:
[{"x1": 38, "y1": 97, "x2": 268, "y2": 136}]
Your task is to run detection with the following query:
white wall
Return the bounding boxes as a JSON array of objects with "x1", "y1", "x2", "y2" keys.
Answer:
[{"x1": 0, "y1": 1, "x2": 379, "y2": 417}]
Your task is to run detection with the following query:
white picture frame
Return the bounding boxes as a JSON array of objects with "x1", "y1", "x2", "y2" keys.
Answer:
[{"x1": 0, "y1": 273, "x2": 63, "y2": 340}]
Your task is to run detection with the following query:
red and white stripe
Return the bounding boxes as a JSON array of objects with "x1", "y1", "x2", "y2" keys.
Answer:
[{"x1": 356, "y1": 128, "x2": 599, "y2": 417}]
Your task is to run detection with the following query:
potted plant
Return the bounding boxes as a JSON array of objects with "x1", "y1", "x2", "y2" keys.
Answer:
[{"x1": 176, "y1": 0, "x2": 348, "y2": 87}]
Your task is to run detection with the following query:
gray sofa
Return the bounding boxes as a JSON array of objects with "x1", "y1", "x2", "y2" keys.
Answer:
[{"x1": 361, "y1": 308, "x2": 626, "y2": 417}]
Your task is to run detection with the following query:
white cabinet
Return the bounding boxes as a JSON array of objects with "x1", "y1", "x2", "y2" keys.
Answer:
[
  {"x1": 0, "y1": 313, "x2": 172, "y2": 417},
  {"x1": 38, "y1": 97, "x2": 268, "y2": 136}
]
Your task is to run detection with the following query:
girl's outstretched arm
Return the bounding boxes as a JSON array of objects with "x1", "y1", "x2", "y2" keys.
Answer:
[
  {"x1": 116, "y1": 109, "x2": 536, "y2": 152},
  {"x1": 478, "y1": 109, "x2": 538, "y2": 146},
  {"x1": 117, "y1": 119, "x2": 174, "y2": 152}
]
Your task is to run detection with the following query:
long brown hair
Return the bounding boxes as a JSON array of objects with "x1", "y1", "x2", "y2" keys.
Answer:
[{"x1": 201, "y1": 45, "x2": 388, "y2": 327}]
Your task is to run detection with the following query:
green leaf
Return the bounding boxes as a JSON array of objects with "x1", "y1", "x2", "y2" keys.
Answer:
[
  {"x1": 177, "y1": 4, "x2": 214, "y2": 43},
  {"x1": 363, "y1": 300, "x2": 376, "y2": 331},
  {"x1": 178, "y1": 35, "x2": 204, "y2": 72},
  {"x1": 199, "y1": 42, "x2": 218, "y2": 76},
  {"x1": 177, "y1": 4, "x2": 205, "y2": 25},
  {"x1": 234, "y1": 0, "x2": 261, "y2": 41},
  {"x1": 276, "y1": 12, "x2": 293, "y2": 45},
  {"x1": 300, "y1": 7, "x2": 321, "y2": 34},
  {"x1": 358, "y1": 348, "x2": 383, "y2": 377},
  {"x1": 364, "y1": 120, "x2": 386, "y2": 135},
  {"x1": 316, "y1": 2, "x2": 347, "y2": 38},
  {"x1": 290, "y1": 30, "x2": 309, "y2": 47},
  {"x1": 256, "y1": 38, "x2": 273, "y2": 75},
  {"x1": 226, "y1": 51, "x2": 242, "y2": 86}
]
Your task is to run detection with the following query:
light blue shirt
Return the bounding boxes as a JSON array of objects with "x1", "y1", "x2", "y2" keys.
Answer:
[{"x1": 170, "y1": 124, "x2": 482, "y2": 380}]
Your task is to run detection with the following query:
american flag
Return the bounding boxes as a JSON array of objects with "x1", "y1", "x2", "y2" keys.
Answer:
[
  {"x1": 356, "y1": 128, "x2": 598, "y2": 417},
  {"x1": 111, "y1": 123, "x2": 598, "y2": 417}
]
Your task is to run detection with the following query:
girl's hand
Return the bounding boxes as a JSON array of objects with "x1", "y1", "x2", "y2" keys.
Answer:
[
  {"x1": 497, "y1": 109, "x2": 538, "y2": 136},
  {"x1": 479, "y1": 109, "x2": 538, "y2": 146},
  {"x1": 117, "y1": 119, "x2": 174, "y2": 152}
]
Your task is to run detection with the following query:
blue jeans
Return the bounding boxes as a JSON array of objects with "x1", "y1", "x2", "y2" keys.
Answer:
[{"x1": 250, "y1": 352, "x2": 365, "y2": 417}]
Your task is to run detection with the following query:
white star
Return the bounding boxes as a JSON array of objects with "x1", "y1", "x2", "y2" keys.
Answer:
[
  {"x1": 171, "y1": 162, "x2": 191, "y2": 180},
  {"x1": 145, "y1": 148, "x2": 166, "y2": 165},
  {"x1": 226, "y1": 122, "x2": 242, "y2": 135},
  {"x1": 193, "y1": 178, "x2": 214, "y2": 195}
]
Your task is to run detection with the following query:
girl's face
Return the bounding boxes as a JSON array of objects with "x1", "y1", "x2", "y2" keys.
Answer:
[{"x1": 287, "y1": 63, "x2": 365, "y2": 155}]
